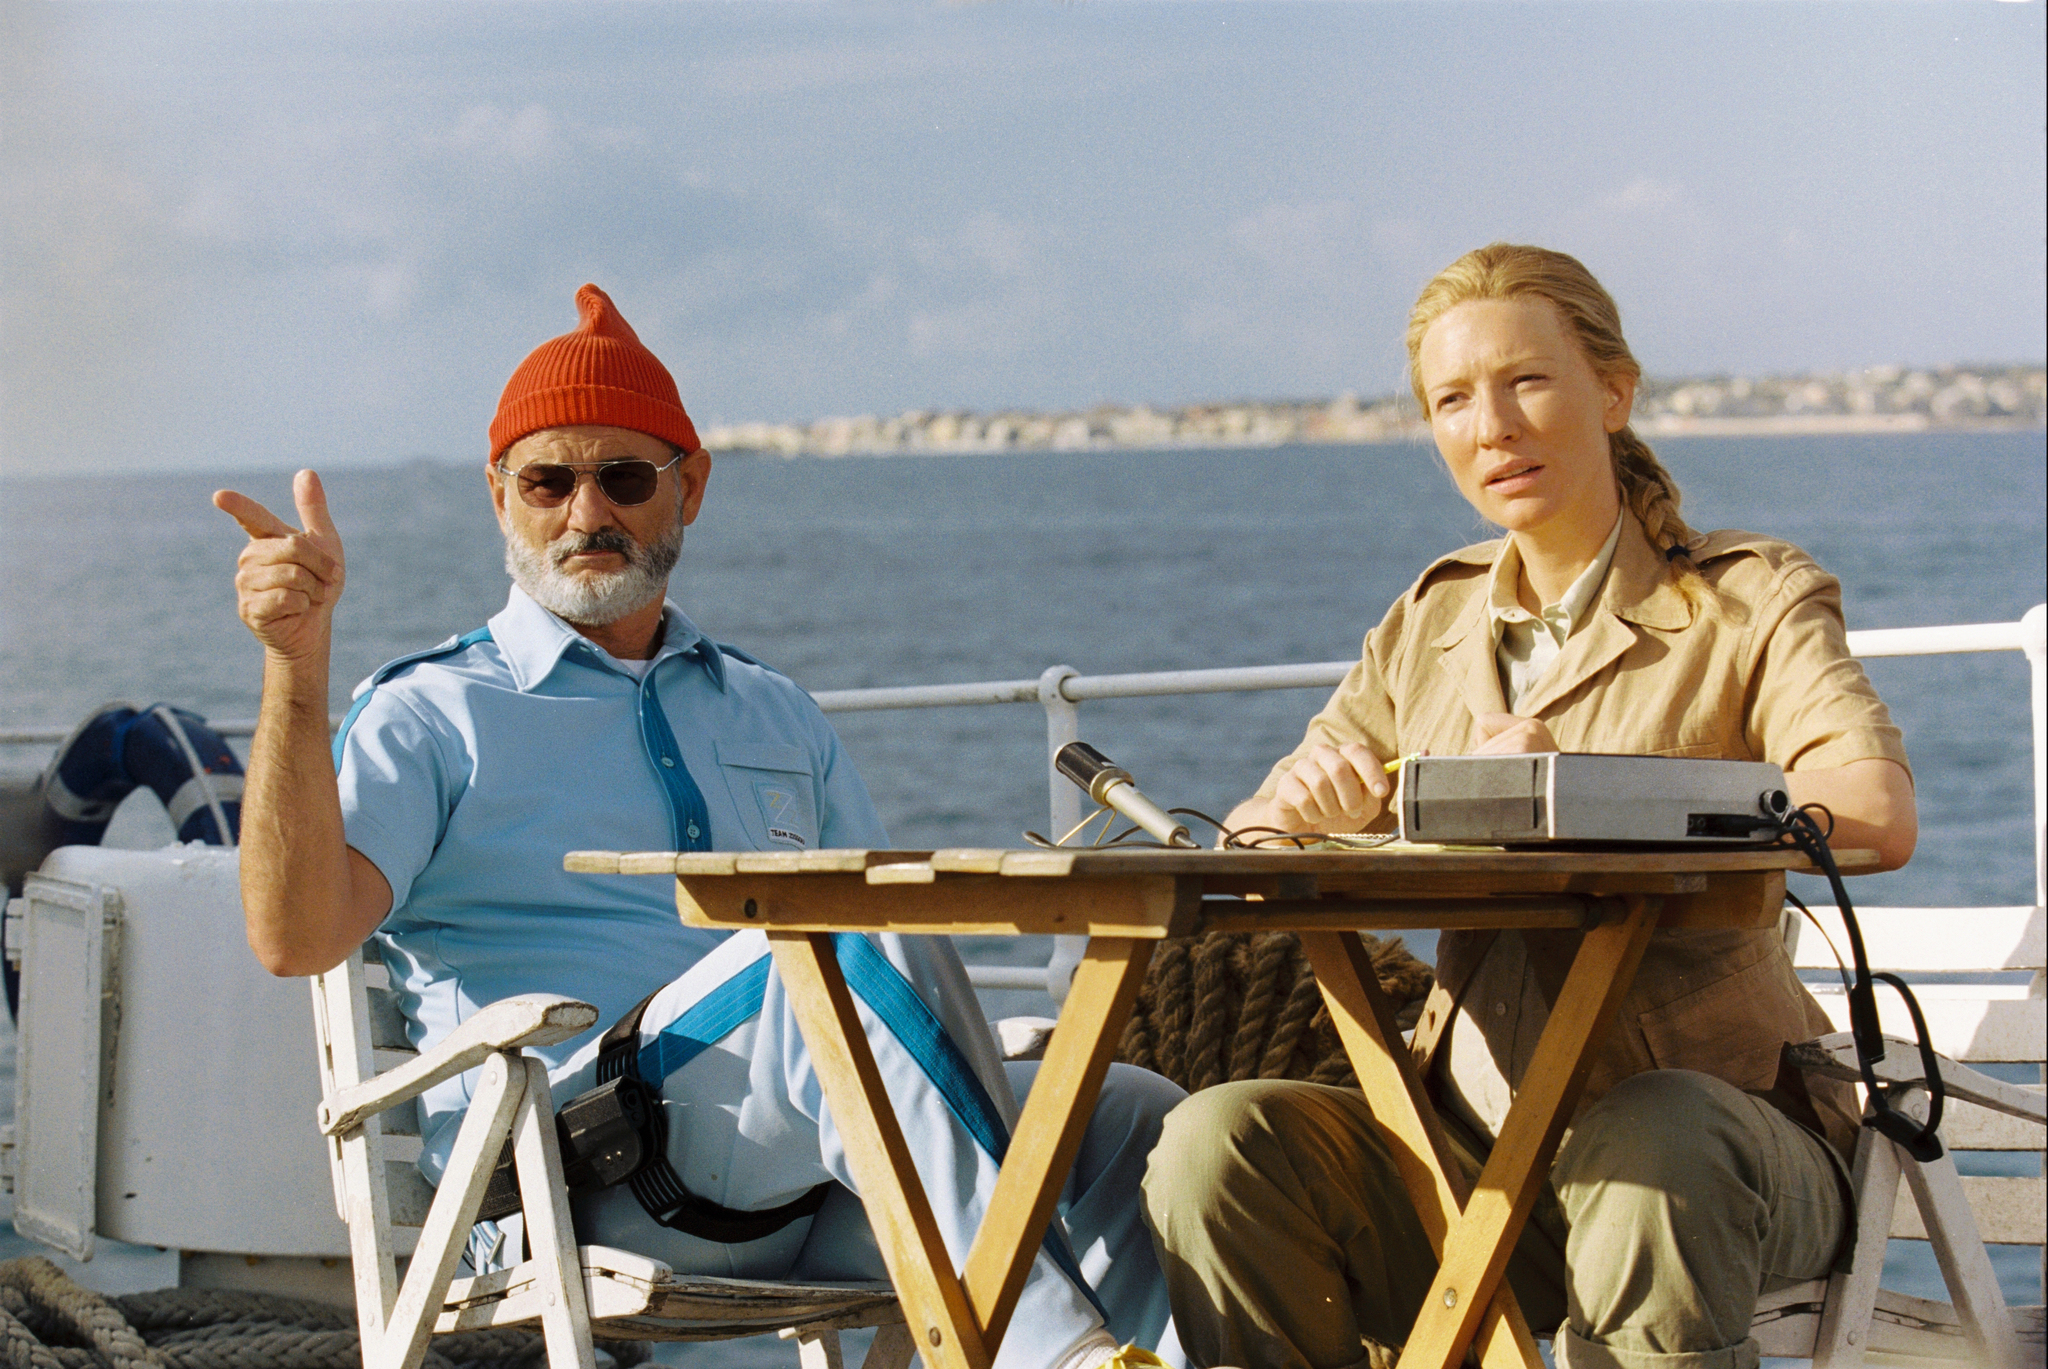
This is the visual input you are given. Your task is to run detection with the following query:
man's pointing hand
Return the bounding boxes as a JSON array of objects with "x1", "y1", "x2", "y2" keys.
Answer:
[{"x1": 215, "y1": 470, "x2": 346, "y2": 663}]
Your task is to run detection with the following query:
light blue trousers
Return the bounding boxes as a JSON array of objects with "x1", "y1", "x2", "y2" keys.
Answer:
[{"x1": 545, "y1": 930, "x2": 1185, "y2": 1369}]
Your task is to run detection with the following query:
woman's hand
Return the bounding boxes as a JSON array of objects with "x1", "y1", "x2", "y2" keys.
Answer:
[
  {"x1": 1470, "y1": 713, "x2": 1559, "y2": 755},
  {"x1": 1224, "y1": 742, "x2": 1393, "y2": 838}
]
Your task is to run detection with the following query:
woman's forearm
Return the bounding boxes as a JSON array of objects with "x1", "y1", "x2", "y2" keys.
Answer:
[{"x1": 1784, "y1": 757, "x2": 1917, "y2": 873}]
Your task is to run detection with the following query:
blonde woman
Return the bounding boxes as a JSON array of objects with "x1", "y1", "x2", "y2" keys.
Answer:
[{"x1": 1142, "y1": 244, "x2": 1916, "y2": 1369}]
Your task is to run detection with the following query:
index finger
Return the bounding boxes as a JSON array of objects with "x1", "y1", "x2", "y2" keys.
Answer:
[
  {"x1": 293, "y1": 470, "x2": 338, "y2": 544},
  {"x1": 213, "y1": 489, "x2": 294, "y2": 540},
  {"x1": 1336, "y1": 741, "x2": 1393, "y2": 796}
]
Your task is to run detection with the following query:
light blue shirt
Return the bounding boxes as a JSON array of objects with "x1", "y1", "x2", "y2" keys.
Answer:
[{"x1": 336, "y1": 584, "x2": 890, "y2": 1159}]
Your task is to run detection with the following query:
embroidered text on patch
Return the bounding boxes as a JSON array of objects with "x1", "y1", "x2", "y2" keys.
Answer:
[{"x1": 757, "y1": 785, "x2": 808, "y2": 847}]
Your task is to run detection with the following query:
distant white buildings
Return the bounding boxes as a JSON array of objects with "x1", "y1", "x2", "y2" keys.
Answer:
[{"x1": 698, "y1": 364, "x2": 2045, "y2": 456}]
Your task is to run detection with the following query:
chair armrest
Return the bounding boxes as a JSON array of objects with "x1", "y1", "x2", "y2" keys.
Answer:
[
  {"x1": 1785, "y1": 1031, "x2": 2047, "y2": 1125},
  {"x1": 318, "y1": 994, "x2": 600, "y2": 1136}
]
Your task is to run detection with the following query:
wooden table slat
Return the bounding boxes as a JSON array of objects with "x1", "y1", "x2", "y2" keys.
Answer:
[
  {"x1": 621, "y1": 852, "x2": 689, "y2": 875},
  {"x1": 929, "y1": 849, "x2": 1011, "y2": 874},
  {"x1": 675, "y1": 873, "x2": 1196, "y2": 938},
  {"x1": 866, "y1": 863, "x2": 939, "y2": 885},
  {"x1": 576, "y1": 846, "x2": 1873, "y2": 879}
]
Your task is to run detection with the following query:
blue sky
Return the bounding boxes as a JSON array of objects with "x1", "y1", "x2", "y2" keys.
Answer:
[{"x1": 2, "y1": 0, "x2": 2043, "y2": 473}]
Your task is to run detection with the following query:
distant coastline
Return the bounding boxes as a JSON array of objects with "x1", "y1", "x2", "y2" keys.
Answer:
[{"x1": 700, "y1": 364, "x2": 2046, "y2": 456}]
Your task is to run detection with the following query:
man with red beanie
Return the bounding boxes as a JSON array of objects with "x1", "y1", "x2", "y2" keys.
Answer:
[{"x1": 216, "y1": 285, "x2": 1183, "y2": 1369}]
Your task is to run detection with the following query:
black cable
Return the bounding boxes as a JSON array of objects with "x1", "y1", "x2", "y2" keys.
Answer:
[
  {"x1": 1783, "y1": 891, "x2": 1854, "y2": 998},
  {"x1": 1771, "y1": 800, "x2": 1945, "y2": 1161}
]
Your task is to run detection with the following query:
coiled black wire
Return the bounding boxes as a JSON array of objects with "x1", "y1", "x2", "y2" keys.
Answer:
[{"x1": 1773, "y1": 801, "x2": 1946, "y2": 1161}]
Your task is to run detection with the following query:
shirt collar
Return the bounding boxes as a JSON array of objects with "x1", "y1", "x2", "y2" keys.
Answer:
[
  {"x1": 1600, "y1": 511, "x2": 1696, "y2": 632},
  {"x1": 487, "y1": 583, "x2": 725, "y2": 693},
  {"x1": 1485, "y1": 512, "x2": 1624, "y2": 642}
]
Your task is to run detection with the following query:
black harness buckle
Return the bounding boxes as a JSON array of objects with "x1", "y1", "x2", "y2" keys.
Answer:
[{"x1": 475, "y1": 988, "x2": 833, "y2": 1242}]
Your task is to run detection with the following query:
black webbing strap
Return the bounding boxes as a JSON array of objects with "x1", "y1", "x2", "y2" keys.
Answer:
[{"x1": 599, "y1": 990, "x2": 834, "y2": 1243}]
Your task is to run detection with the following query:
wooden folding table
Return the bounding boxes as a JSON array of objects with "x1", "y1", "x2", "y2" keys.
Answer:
[{"x1": 567, "y1": 844, "x2": 1851, "y2": 1369}]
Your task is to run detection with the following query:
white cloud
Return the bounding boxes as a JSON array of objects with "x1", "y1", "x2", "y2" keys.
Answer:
[
  {"x1": 362, "y1": 258, "x2": 421, "y2": 321},
  {"x1": 1597, "y1": 178, "x2": 1685, "y2": 214},
  {"x1": 437, "y1": 104, "x2": 560, "y2": 163},
  {"x1": 1225, "y1": 199, "x2": 1360, "y2": 274},
  {"x1": 171, "y1": 182, "x2": 250, "y2": 243}
]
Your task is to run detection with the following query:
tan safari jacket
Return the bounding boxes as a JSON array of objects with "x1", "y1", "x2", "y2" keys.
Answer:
[{"x1": 1255, "y1": 511, "x2": 1910, "y2": 1158}]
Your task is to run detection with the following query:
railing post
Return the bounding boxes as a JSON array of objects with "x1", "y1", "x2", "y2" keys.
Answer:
[
  {"x1": 1038, "y1": 665, "x2": 1086, "y2": 1003},
  {"x1": 2022, "y1": 596, "x2": 2047, "y2": 1300},
  {"x1": 2025, "y1": 603, "x2": 2045, "y2": 931}
]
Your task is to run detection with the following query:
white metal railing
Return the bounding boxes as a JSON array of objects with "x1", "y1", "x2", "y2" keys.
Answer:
[
  {"x1": 909, "y1": 607, "x2": 2047, "y2": 994},
  {"x1": 5, "y1": 606, "x2": 2043, "y2": 992},
  {"x1": 833, "y1": 608, "x2": 2048, "y2": 904}
]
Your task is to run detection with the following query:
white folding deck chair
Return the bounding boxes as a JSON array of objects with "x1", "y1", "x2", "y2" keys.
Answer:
[
  {"x1": 309, "y1": 948, "x2": 917, "y2": 1369},
  {"x1": 1745, "y1": 903, "x2": 2046, "y2": 1366}
]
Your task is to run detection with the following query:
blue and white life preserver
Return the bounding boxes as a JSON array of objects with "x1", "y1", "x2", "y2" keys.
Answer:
[
  {"x1": 41, "y1": 703, "x2": 244, "y2": 847},
  {"x1": 5, "y1": 703, "x2": 244, "y2": 1020}
]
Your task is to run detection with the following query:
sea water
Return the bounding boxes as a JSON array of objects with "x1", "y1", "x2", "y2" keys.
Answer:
[{"x1": 2, "y1": 434, "x2": 2043, "y2": 1323}]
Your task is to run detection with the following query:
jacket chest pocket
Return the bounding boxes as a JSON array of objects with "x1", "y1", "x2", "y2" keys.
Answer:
[{"x1": 715, "y1": 741, "x2": 820, "y2": 851}]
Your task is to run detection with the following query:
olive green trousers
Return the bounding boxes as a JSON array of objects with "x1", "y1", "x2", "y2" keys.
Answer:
[{"x1": 1139, "y1": 1070, "x2": 1846, "y2": 1369}]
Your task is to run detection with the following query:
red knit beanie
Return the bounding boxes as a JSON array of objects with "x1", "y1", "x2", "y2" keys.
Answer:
[{"x1": 488, "y1": 284, "x2": 700, "y2": 460}]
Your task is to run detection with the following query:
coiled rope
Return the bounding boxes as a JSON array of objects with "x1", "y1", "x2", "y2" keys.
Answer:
[
  {"x1": 0, "y1": 1258, "x2": 650, "y2": 1369},
  {"x1": 1115, "y1": 930, "x2": 1433, "y2": 1094}
]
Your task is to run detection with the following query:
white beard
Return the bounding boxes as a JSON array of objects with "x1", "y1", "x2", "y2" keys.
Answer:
[{"x1": 503, "y1": 519, "x2": 684, "y2": 626}]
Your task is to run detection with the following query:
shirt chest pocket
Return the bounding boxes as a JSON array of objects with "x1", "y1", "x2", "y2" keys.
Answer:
[{"x1": 715, "y1": 741, "x2": 820, "y2": 851}]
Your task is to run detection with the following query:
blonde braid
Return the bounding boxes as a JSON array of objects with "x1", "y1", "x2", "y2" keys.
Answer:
[{"x1": 1611, "y1": 427, "x2": 1705, "y2": 595}]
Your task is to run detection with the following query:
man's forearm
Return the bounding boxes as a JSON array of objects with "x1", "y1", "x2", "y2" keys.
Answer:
[{"x1": 241, "y1": 647, "x2": 375, "y2": 975}]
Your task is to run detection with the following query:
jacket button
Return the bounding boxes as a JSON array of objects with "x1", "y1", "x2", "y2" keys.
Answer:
[
  {"x1": 661, "y1": 756, "x2": 676, "y2": 768},
  {"x1": 687, "y1": 824, "x2": 700, "y2": 840}
]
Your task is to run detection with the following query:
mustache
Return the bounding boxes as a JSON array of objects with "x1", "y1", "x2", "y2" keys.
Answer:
[{"x1": 548, "y1": 527, "x2": 640, "y2": 567}]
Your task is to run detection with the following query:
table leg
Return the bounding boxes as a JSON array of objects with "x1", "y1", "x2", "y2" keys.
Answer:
[
  {"x1": 964, "y1": 937, "x2": 1156, "y2": 1350},
  {"x1": 1301, "y1": 931, "x2": 1541, "y2": 1369},
  {"x1": 769, "y1": 932, "x2": 992, "y2": 1369},
  {"x1": 1395, "y1": 895, "x2": 1661, "y2": 1369}
]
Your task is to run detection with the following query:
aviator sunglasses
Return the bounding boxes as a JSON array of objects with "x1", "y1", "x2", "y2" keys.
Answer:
[{"x1": 497, "y1": 451, "x2": 684, "y2": 508}]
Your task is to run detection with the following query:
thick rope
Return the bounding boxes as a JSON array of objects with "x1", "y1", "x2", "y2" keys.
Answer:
[
  {"x1": 1260, "y1": 963, "x2": 1325, "y2": 1081},
  {"x1": 1116, "y1": 931, "x2": 1433, "y2": 1094},
  {"x1": 0, "y1": 1284, "x2": 67, "y2": 1369},
  {"x1": 1148, "y1": 940, "x2": 1193, "y2": 1087},
  {"x1": 1227, "y1": 933, "x2": 1292, "y2": 1082},
  {"x1": 1184, "y1": 935, "x2": 1238, "y2": 1093},
  {"x1": 0, "y1": 1258, "x2": 162, "y2": 1369},
  {"x1": 0, "y1": 1259, "x2": 654, "y2": 1369}
]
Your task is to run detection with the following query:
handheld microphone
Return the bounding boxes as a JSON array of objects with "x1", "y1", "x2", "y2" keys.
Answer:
[{"x1": 1055, "y1": 742, "x2": 1198, "y2": 848}]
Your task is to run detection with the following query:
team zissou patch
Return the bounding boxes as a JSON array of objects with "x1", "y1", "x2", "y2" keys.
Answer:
[{"x1": 754, "y1": 781, "x2": 809, "y2": 848}]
